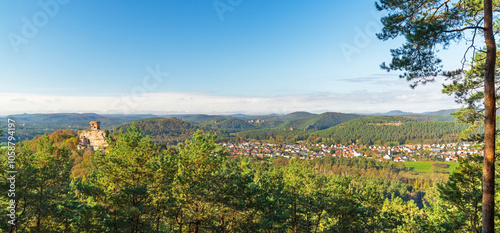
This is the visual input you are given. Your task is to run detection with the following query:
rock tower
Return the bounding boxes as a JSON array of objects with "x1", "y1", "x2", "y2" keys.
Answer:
[{"x1": 78, "y1": 121, "x2": 108, "y2": 151}]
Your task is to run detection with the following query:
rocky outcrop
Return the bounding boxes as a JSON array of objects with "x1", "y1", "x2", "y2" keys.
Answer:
[
  {"x1": 90, "y1": 121, "x2": 101, "y2": 130},
  {"x1": 78, "y1": 121, "x2": 108, "y2": 151}
]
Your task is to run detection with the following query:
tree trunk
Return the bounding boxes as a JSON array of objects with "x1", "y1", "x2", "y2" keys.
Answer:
[
  {"x1": 482, "y1": 0, "x2": 496, "y2": 232},
  {"x1": 156, "y1": 213, "x2": 160, "y2": 232},
  {"x1": 37, "y1": 185, "x2": 43, "y2": 233},
  {"x1": 472, "y1": 215, "x2": 477, "y2": 233},
  {"x1": 293, "y1": 198, "x2": 298, "y2": 233},
  {"x1": 194, "y1": 221, "x2": 199, "y2": 233},
  {"x1": 306, "y1": 200, "x2": 311, "y2": 233}
]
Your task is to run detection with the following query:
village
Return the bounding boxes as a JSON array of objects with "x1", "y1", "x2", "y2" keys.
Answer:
[{"x1": 220, "y1": 141, "x2": 480, "y2": 162}]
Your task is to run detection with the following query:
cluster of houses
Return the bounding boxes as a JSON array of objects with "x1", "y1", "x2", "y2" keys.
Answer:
[
  {"x1": 220, "y1": 141, "x2": 480, "y2": 162},
  {"x1": 247, "y1": 119, "x2": 266, "y2": 124}
]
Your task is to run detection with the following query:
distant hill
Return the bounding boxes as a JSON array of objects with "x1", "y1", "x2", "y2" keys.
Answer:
[
  {"x1": 101, "y1": 114, "x2": 158, "y2": 120},
  {"x1": 9, "y1": 113, "x2": 101, "y2": 123},
  {"x1": 273, "y1": 111, "x2": 316, "y2": 121},
  {"x1": 203, "y1": 117, "x2": 256, "y2": 133},
  {"x1": 7, "y1": 113, "x2": 156, "y2": 126},
  {"x1": 423, "y1": 109, "x2": 458, "y2": 116},
  {"x1": 401, "y1": 109, "x2": 457, "y2": 122},
  {"x1": 372, "y1": 109, "x2": 457, "y2": 117},
  {"x1": 313, "y1": 116, "x2": 468, "y2": 144},
  {"x1": 403, "y1": 114, "x2": 455, "y2": 122},
  {"x1": 277, "y1": 112, "x2": 363, "y2": 131},
  {"x1": 375, "y1": 110, "x2": 415, "y2": 116},
  {"x1": 228, "y1": 114, "x2": 252, "y2": 118},
  {"x1": 170, "y1": 114, "x2": 224, "y2": 123},
  {"x1": 187, "y1": 112, "x2": 318, "y2": 132},
  {"x1": 1, "y1": 113, "x2": 152, "y2": 143},
  {"x1": 114, "y1": 117, "x2": 228, "y2": 145}
]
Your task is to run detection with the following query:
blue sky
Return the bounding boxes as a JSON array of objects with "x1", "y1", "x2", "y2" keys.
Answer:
[{"x1": 0, "y1": 0, "x2": 466, "y2": 115}]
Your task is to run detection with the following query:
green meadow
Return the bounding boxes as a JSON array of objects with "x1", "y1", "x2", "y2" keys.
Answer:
[{"x1": 394, "y1": 161, "x2": 460, "y2": 173}]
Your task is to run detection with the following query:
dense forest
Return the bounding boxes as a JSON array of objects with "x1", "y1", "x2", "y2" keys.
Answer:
[
  {"x1": 0, "y1": 128, "x2": 497, "y2": 232},
  {"x1": 115, "y1": 118, "x2": 229, "y2": 145},
  {"x1": 313, "y1": 116, "x2": 470, "y2": 145},
  {"x1": 203, "y1": 118, "x2": 257, "y2": 133},
  {"x1": 275, "y1": 112, "x2": 362, "y2": 131}
]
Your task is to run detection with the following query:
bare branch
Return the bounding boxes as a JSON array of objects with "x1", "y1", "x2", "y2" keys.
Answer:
[{"x1": 443, "y1": 26, "x2": 486, "y2": 33}]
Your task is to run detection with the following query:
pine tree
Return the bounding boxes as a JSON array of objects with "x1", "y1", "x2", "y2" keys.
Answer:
[{"x1": 376, "y1": 1, "x2": 498, "y2": 231}]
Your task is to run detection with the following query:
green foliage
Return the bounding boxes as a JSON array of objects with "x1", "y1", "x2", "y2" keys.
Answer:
[
  {"x1": 404, "y1": 114, "x2": 455, "y2": 122},
  {"x1": 76, "y1": 125, "x2": 162, "y2": 232},
  {"x1": 0, "y1": 134, "x2": 77, "y2": 232},
  {"x1": 434, "y1": 156, "x2": 483, "y2": 233},
  {"x1": 442, "y1": 50, "x2": 500, "y2": 143},
  {"x1": 402, "y1": 161, "x2": 459, "y2": 173},
  {"x1": 235, "y1": 115, "x2": 469, "y2": 144},
  {"x1": 315, "y1": 116, "x2": 469, "y2": 145},
  {"x1": 204, "y1": 117, "x2": 256, "y2": 133},
  {"x1": 1, "y1": 129, "x2": 494, "y2": 232},
  {"x1": 276, "y1": 112, "x2": 363, "y2": 131},
  {"x1": 376, "y1": 1, "x2": 499, "y2": 230},
  {"x1": 442, "y1": 50, "x2": 500, "y2": 124},
  {"x1": 375, "y1": 0, "x2": 482, "y2": 86},
  {"x1": 115, "y1": 118, "x2": 229, "y2": 145}
]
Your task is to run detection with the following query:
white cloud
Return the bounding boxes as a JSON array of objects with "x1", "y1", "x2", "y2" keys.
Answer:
[{"x1": 0, "y1": 84, "x2": 461, "y2": 116}]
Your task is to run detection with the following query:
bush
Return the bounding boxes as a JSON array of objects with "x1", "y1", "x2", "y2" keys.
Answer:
[{"x1": 432, "y1": 163, "x2": 450, "y2": 169}]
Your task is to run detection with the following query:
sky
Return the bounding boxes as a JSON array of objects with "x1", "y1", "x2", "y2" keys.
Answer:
[{"x1": 0, "y1": 0, "x2": 468, "y2": 115}]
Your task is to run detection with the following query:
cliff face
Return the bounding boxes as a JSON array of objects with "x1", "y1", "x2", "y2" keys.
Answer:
[{"x1": 78, "y1": 130, "x2": 108, "y2": 150}]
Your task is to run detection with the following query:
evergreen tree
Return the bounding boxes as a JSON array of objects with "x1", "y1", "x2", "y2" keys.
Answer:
[
  {"x1": 78, "y1": 126, "x2": 158, "y2": 232},
  {"x1": 376, "y1": 1, "x2": 498, "y2": 230}
]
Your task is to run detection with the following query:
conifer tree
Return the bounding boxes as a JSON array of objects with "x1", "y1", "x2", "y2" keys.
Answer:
[{"x1": 376, "y1": 1, "x2": 498, "y2": 231}]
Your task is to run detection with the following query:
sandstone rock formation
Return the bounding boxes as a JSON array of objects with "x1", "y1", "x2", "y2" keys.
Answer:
[{"x1": 78, "y1": 121, "x2": 108, "y2": 151}]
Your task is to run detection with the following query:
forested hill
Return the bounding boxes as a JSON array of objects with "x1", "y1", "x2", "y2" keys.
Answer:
[
  {"x1": 183, "y1": 112, "x2": 362, "y2": 133},
  {"x1": 235, "y1": 115, "x2": 468, "y2": 145},
  {"x1": 114, "y1": 117, "x2": 229, "y2": 145},
  {"x1": 203, "y1": 117, "x2": 257, "y2": 133},
  {"x1": 313, "y1": 116, "x2": 469, "y2": 145},
  {"x1": 273, "y1": 111, "x2": 316, "y2": 121},
  {"x1": 176, "y1": 112, "x2": 323, "y2": 133},
  {"x1": 276, "y1": 112, "x2": 363, "y2": 130}
]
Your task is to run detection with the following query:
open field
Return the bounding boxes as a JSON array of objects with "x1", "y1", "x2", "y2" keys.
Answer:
[{"x1": 394, "y1": 161, "x2": 460, "y2": 173}]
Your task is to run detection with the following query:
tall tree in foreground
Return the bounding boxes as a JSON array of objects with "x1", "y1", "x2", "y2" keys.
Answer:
[{"x1": 375, "y1": 1, "x2": 497, "y2": 231}]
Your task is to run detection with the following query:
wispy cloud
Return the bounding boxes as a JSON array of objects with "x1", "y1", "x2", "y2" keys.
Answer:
[{"x1": 340, "y1": 73, "x2": 415, "y2": 87}]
